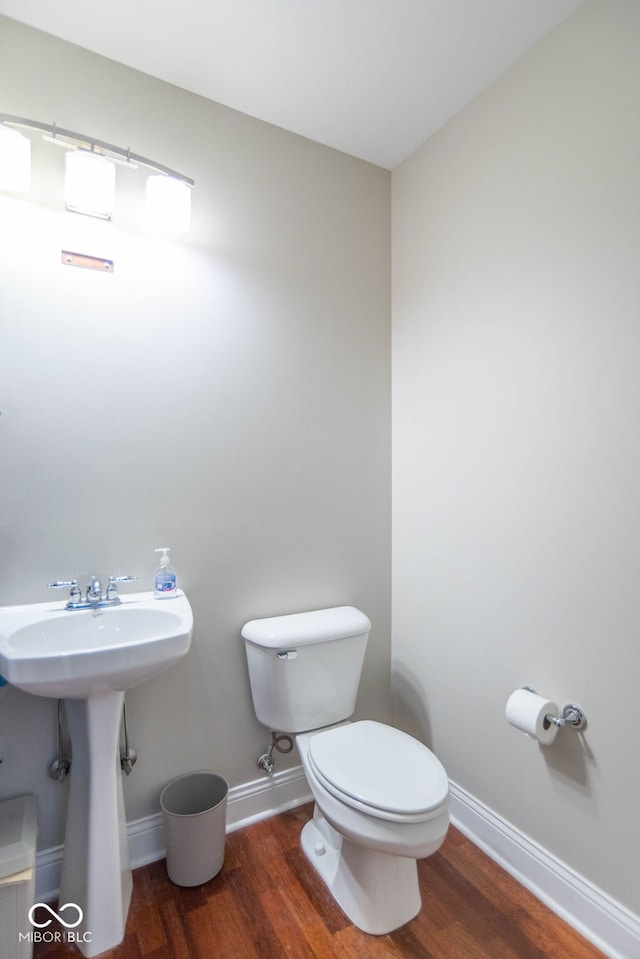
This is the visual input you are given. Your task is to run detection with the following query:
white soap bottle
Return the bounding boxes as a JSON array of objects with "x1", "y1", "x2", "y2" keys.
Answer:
[{"x1": 154, "y1": 547, "x2": 177, "y2": 599}]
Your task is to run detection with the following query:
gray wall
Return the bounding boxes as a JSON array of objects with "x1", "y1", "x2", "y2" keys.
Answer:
[
  {"x1": 3, "y1": 0, "x2": 636, "y2": 931},
  {"x1": 392, "y1": 0, "x2": 640, "y2": 917},
  {"x1": 0, "y1": 16, "x2": 391, "y2": 851}
]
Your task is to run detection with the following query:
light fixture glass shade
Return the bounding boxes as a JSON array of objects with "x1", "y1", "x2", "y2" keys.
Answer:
[
  {"x1": 65, "y1": 150, "x2": 116, "y2": 219},
  {"x1": 0, "y1": 124, "x2": 31, "y2": 192},
  {"x1": 145, "y1": 175, "x2": 191, "y2": 233}
]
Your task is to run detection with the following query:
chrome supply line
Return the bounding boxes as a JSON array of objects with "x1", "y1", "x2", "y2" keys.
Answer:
[
  {"x1": 258, "y1": 729, "x2": 294, "y2": 775},
  {"x1": 49, "y1": 699, "x2": 71, "y2": 783},
  {"x1": 120, "y1": 700, "x2": 137, "y2": 776}
]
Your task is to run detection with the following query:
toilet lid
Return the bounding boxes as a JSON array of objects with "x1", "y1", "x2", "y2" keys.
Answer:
[{"x1": 308, "y1": 721, "x2": 448, "y2": 817}]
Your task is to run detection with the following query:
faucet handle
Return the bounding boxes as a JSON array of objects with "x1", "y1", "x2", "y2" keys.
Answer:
[
  {"x1": 106, "y1": 575, "x2": 136, "y2": 600},
  {"x1": 48, "y1": 579, "x2": 81, "y2": 604}
]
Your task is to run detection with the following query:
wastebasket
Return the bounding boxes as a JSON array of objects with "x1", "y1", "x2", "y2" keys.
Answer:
[{"x1": 160, "y1": 772, "x2": 228, "y2": 887}]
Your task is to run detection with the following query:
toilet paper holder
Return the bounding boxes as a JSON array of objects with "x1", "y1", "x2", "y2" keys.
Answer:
[{"x1": 522, "y1": 687, "x2": 587, "y2": 731}]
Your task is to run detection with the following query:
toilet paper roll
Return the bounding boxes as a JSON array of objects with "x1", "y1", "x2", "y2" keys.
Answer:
[{"x1": 505, "y1": 688, "x2": 559, "y2": 745}]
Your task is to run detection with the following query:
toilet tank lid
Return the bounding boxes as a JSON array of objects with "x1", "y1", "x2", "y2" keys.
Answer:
[{"x1": 241, "y1": 606, "x2": 371, "y2": 649}]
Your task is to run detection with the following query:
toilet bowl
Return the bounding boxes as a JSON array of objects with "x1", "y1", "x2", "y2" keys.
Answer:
[
  {"x1": 241, "y1": 606, "x2": 450, "y2": 935},
  {"x1": 296, "y1": 720, "x2": 449, "y2": 934}
]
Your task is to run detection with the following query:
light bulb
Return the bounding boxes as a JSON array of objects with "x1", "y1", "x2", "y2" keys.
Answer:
[
  {"x1": 0, "y1": 124, "x2": 31, "y2": 192},
  {"x1": 65, "y1": 150, "x2": 116, "y2": 219}
]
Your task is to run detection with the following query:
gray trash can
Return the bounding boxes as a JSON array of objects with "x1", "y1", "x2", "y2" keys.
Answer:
[{"x1": 160, "y1": 771, "x2": 228, "y2": 887}]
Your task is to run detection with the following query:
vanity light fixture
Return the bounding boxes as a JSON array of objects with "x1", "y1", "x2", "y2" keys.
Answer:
[{"x1": 0, "y1": 113, "x2": 194, "y2": 230}]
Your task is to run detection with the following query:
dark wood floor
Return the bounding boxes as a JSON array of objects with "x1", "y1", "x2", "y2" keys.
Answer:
[{"x1": 34, "y1": 803, "x2": 606, "y2": 959}]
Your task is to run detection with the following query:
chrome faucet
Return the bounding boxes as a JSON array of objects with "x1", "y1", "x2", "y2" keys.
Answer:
[
  {"x1": 87, "y1": 576, "x2": 102, "y2": 603},
  {"x1": 48, "y1": 574, "x2": 136, "y2": 609}
]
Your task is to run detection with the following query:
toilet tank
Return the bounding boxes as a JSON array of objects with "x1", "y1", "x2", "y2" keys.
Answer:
[{"x1": 241, "y1": 606, "x2": 371, "y2": 733}]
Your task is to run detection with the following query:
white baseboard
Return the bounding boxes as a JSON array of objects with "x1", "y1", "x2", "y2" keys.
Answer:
[
  {"x1": 449, "y1": 780, "x2": 640, "y2": 959},
  {"x1": 35, "y1": 764, "x2": 312, "y2": 903},
  {"x1": 35, "y1": 768, "x2": 639, "y2": 959}
]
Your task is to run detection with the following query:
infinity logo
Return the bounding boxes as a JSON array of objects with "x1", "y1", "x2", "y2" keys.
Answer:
[{"x1": 28, "y1": 902, "x2": 84, "y2": 929}]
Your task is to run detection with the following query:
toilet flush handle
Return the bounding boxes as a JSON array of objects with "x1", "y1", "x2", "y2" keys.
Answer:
[{"x1": 277, "y1": 649, "x2": 298, "y2": 661}]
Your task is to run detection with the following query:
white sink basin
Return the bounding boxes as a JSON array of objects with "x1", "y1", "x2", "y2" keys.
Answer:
[
  {"x1": 0, "y1": 587, "x2": 194, "y2": 957},
  {"x1": 0, "y1": 590, "x2": 193, "y2": 698}
]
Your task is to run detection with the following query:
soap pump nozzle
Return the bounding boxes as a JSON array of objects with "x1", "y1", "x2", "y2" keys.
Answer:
[{"x1": 154, "y1": 547, "x2": 171, "y2": 566}]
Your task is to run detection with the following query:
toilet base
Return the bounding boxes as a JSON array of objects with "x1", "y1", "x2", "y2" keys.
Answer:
[{"x1": 300, "y1": 805, "x2": 422, "y2": 935}]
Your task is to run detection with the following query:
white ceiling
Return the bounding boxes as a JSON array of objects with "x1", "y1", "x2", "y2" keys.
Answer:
[{"x1": 0, "y1": 0, "x2": 582, "y2": 169}]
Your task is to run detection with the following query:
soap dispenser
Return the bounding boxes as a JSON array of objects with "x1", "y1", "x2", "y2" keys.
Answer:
[{"x1": 154, "y1": 547, "x2": 177, "y2": 599}]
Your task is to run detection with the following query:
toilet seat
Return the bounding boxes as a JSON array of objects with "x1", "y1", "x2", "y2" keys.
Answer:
[{"x1": 307, "y1": 720, "x2": 449, "y2": 824}]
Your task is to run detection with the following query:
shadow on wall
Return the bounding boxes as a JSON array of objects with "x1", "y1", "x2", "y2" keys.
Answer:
[
  {"x1": 391, "y1": 661, "x2": 435, "y2": 748},
  {"x1": 541, "y1": 725, "x2": 595, "y2": 794}
]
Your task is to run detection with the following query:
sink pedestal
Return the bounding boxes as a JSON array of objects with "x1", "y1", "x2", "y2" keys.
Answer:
[
  {"x1": 0, "y1": 590, "x2": 194, "y2": 956},
  {"x1": 60, "y1": 691, "x2": 132, "y2": 958}
]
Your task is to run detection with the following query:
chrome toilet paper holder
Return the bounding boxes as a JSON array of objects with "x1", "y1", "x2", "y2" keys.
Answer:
[{"x1": 522, "y1": 687, "x2": 587, "y2": 731}]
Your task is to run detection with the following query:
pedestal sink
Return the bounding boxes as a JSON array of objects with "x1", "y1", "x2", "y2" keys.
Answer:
[{"x1": 0, "y1": 590, "x2": 193, "y2": 957}]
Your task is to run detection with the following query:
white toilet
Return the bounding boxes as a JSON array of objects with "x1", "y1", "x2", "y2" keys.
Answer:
[{"x1": 241, "y1": 605, "x2": 449, "y2": 935}]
